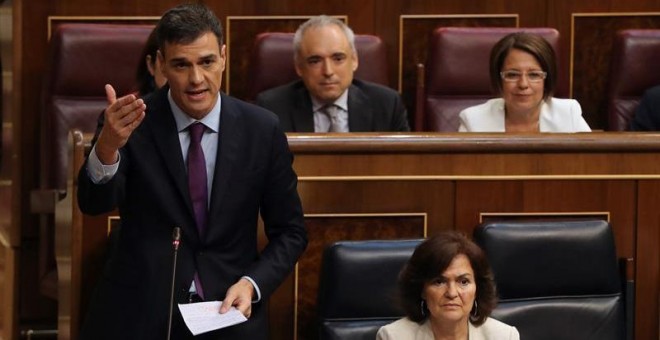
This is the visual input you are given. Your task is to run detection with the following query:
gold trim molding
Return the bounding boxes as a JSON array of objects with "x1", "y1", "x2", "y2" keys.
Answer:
[
  {"x1": 47, "y1": 16, "x2": 161, "y2": 40},
  {"x1": 479, "y1": 211, "x2": 610, "y2": 223}
]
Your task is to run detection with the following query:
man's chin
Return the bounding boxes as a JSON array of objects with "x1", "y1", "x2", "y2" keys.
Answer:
[{"x1": 314, "y1": 92, "x2": 341, "y2": 104}]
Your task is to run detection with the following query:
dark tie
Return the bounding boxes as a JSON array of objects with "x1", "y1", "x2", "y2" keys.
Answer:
[
  {"x1": 187, "y1": 122, "x2": 207, "y2": 299},
  {"x1": 321, "y1": 104, "x2": 343, "y2": 132}
]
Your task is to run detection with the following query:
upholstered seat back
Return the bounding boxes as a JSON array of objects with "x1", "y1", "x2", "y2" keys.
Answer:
[
  {"x1": 41, "y1": 23, "x2": 153, "y2": 195},
  {"x1": 607, "y1": 29, "x2": 660, "y2": 130},
  {"x1": 417, "y1": 27, "x2": 564, "y2": 131},
  {"x1": 474, "y1": 220, "x2": 626, "y2": 340},
  {"x1": 317, "y1": 239, "x2": 422, "y2": 340},
  {"x1": 247, "y1": 32, "x2": 389, "y2": 101}
]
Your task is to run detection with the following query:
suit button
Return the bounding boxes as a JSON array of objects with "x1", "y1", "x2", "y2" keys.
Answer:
[{"x1": 198, "y1": 251, "x2": 204, "y2": 256}]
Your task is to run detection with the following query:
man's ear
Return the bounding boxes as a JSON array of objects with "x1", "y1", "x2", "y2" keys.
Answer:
[
  {"x1": 351, "y1": 52, "x2": 359, "y2": 72},
  {"x1": 157, "y1": 49, "x2": 164, "y2": 64},
  {"x1": 294, "y1": 55, "x2": 303, "y2": 77},
  {"x1": 220, "y1": 44, "x2": 227, "y2": 70}
]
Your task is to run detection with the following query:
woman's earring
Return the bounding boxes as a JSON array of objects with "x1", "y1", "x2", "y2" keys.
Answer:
[
  {"x1": 420, "y1": 299, "x2": 427, "y2": 317},
  {"x1": 471, "y1": 300, "x2": 478, "y2": 317}
]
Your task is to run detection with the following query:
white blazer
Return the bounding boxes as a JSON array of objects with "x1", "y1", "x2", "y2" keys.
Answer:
[
  {"x1": 376, "y1": 317, "x2": 520, "y2": 340},
  {"x1": 458, "y1": 97, "x2": 591, "y2": 132}
]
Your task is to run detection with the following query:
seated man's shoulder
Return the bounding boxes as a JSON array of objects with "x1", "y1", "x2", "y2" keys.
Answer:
[
  {"x1": 256, "y1": 80, "x2": 306, "y2": 104},
  {"x1": 225, "y1": 94, "x2": 279, "y2": 125},
  {"x1": 643, "y1": 84, "x2": 660, "y2": 99},
  {"x1": 352, "y1": 79, "x2": 398, "y2": 98}
]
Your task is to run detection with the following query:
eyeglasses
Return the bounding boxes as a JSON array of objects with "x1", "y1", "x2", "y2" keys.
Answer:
[{"x1": 500, "y1": 70, "x2": 547, "y2": 83}]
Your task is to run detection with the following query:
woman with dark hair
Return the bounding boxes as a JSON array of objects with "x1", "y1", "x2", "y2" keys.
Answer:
[
  {"x1": 458, "y1": 32, "x2": 590, "y2": 132},
  {"x1": 135, "y1": 28, "x2": 167, "y2": 96},
  {"x1": 377, "y1": 231, "x2": 519, "y2": 340}
]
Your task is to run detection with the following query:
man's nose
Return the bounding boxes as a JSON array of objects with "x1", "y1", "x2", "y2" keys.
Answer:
[
  {"x1": 189, "y1": 66, "x2": 203, "y2": 84},
  {"x1": 322, "y1": 59, "x2": 334, "y2": 76}
]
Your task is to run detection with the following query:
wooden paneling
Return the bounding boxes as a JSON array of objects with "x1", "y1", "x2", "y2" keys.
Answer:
[
  {"x1": 635, "y1": 180, "x2": 660, "y2": 340},
  {"x1": 11, "y1": 0, "x2": 660, "y2": 337},
  {"x1": 57, "y1": 132, "x2": 660, "y2": 340},
  {"x1": 571, "y1": 13, "x2": 660, "y2": 130},
  {"x1": 0, "y1": 241, "x2": 18, "y2": 340},
  {"x1": 295, "y1": 215, "x2": 424, "y2": 340}
]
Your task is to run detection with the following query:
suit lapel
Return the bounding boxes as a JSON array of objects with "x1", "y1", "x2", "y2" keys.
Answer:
[
  {"x1": 207, "y1": 94, "x2": 239, "y2": 225},
  {"x1": 292, "y1": 86, "x2": 315, "y2": 132},
  {"x1": 347, "y1": 84, "x2": 373, "y2": 132},
  {"x1": 146, "y1": 88, "x2": 199, "y2": 242},
  {"x1": 147, "y1": 89, "x2": 193, "y2": 215}
]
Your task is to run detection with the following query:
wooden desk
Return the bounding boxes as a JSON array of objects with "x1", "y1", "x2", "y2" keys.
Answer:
[{"x1": 58, "y1": 132, "x2": 660, "y2": 340}]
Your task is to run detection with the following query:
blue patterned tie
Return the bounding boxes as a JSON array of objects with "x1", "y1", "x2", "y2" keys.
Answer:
[{"x1": 187, "y1": 122, "x2": 207, "y2": 299}]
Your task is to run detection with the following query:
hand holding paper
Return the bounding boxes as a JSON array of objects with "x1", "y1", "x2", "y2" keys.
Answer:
[{"x1": 178, "y1": 301, "x2": 247, "y2": 336}]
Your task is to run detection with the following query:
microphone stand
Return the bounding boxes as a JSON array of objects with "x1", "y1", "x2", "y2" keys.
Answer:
[{"x1": 167, "y1": 227, "x2": 181, "y2": 340}]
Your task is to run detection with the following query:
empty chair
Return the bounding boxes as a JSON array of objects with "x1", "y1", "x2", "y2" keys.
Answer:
[
  {"x1": 317, "y1": 239, "x2": 422, "y2": 340},
  {"x1": 474, "y1": 220, "x2": 631, "y2": 340},
  {"x1": 416, "y1": 27, "x2": 566, "y2": 131},
  {"x1": 247, "y1": 32, "x2": 389, "y2": 101},
  {"x1": 607, "y1": 29, "x2": 660, "y2": 130}
]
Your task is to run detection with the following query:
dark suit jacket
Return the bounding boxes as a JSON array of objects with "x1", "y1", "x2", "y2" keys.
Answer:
[
  {"x1": 255, "y1": 79, "x2": 410, "y2": 132},
  {"x1": 630, "y1": 85, "x2": 660, "y2": 131},
  {"x1": 77, "y1": 86, "x2": 307, "y2": 339}
]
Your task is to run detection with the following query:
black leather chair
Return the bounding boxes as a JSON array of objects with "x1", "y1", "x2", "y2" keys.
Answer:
[
  {"x1": 474, "y1": 220, "x2": 632, "y2": 340},
  {"x1": 317, "y1": 239, "x2": 422, "y2": 340}
]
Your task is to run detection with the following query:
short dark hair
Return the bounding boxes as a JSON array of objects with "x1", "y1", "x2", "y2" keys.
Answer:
[
  {"x1": 398, "y1": 231, "x2": 497, "y2": 326},
  {"x1": 155, "y1": 3, "x2": 223, "y2": 56},
  {"x1": 490, "y1": 32, "x2": 557, "y2": 100}
]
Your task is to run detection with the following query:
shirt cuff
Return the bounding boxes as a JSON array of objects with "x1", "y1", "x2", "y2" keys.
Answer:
[
  {"x1": 87, "y1": 144, "x2": 120, "y2": 184},
  {"x1": 241, "y1": 276, "x2": 261, "y2": 303}
]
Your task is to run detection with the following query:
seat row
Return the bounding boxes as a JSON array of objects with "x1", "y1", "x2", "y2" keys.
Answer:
[
  {"x1": 318, "y1": 220, "x2": 631, "y2": 340},
  {"x1": 33, "y1": 22, "x2": 660, "y2": 305}
]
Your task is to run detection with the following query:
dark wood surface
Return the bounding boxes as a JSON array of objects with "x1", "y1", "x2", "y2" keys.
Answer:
[
  {"x1": 55, "y1": 132, "x2": 660, "y2": 340},
  {"x1": 9, "y1": 0, "x2": 660, "y2": 338}
]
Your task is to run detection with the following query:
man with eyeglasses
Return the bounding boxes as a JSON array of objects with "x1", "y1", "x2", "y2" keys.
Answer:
[{"x1": 458, "y1": 32, "x2": 591, "y2": 132}]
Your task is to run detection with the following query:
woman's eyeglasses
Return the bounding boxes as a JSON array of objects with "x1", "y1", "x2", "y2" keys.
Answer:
[{"x1": 500, "y1": 70, "x2": 547, "y2": 83}]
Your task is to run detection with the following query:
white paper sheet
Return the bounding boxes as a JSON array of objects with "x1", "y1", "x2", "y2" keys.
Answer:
[{"x1": 177, "y1": 301, "x2": 247, "y2": 335}]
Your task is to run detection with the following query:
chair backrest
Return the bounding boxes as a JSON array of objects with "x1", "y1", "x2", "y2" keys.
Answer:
[
  {"x1": 607, "y1": 29, "x2": 660, "y2": 131},
  {"x1": 416, "y1": 27, "x2": 565, "y2": 132},
  {"x1": 247, "y1": 32, "x2": 389, "y2": 101},
  {"x1": 474, "y1": 220, "x2": 627, "y2": 340},
  {"x1": 317, "y1": 239, "x2": 422, "y2": 340},
  {"x1": 40, "y1": 23, "x2": 153, "y2": 195}
]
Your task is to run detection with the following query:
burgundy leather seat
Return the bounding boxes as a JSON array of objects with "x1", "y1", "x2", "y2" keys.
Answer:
[
  {"x1": 40, "y1": 23, "x2": 153, "y2": 198},
  {"x1": 247, "y1": 32, "x2": 389, "y2": 101},
  {"x1": 37, "y1": 23, "x2": 153, "y2": 299},
  {"x1": 415, "y1": 27, "x2": 565, "y2": 132},
  {"x1": 606, "y1": 29, "x2": 660, "y2": 131}
]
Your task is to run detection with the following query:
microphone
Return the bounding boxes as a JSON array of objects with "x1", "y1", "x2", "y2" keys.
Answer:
[{"x1": 166, "y1": 227, "x2": 181, "y2": 340}]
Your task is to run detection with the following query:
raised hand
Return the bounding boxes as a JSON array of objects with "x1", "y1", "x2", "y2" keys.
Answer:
[{"x1": 95, "y1": 84, "x2": 146, "y2": 164}]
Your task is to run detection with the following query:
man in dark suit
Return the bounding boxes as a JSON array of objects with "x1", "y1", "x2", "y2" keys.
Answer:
[
  {"x1": 77, "y1": 4, "x2": 307, "y2": 339},
  {"x1": 255, "y1": 15, "x2": 410, "y2": 132},
  {"x1": 630, "y1": 85, "x2": 660, "y2": 131}
]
